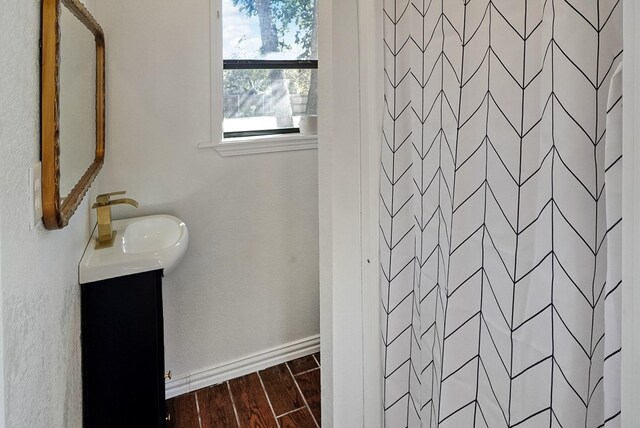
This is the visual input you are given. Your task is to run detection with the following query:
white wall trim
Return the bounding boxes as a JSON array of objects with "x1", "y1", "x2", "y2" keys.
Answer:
[
  {"x1": 318, "y1": 0, "x2": 366, "y2": 426},
  {"x1": 165, "y1": 335, "x2": 320, "y2": 398},
  {"x1": 621, "y1": 3, "x2": 640, "y2": 427},
  {"x1": 196, "y1": 0, "x2": 223, "y2": 150},
  {"x1": 357, "y1": 0, "x2": 383, "y2": 424},
  {"x1": 0, "y1": 209, "x2": 4, "y2": 427},
  {"x1": 199, "y1": 134, "x2": 318, "y2": 157}
]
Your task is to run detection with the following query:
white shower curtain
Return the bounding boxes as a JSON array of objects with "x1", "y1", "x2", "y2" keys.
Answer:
[{"x1": 379, "y1": 1, "x2": 623, "y2": 427}]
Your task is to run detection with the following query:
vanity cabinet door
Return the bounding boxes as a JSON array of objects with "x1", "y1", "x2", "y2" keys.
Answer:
[{"x1": 81, "y1": 270, "x2": 166, "y2": 428}]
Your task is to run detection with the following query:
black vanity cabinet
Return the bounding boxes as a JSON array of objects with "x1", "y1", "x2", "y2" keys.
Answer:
[{"x1": 81, "y1": 270, "x2": 168, "y2": 428}]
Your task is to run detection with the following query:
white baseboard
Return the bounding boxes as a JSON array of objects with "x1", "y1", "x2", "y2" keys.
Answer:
[{"x1": 165, "y1": 335, "x2": 320, "y2": 399}]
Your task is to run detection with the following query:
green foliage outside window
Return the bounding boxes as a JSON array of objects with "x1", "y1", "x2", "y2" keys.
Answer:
[{"x1": 223, "y1": 0, "x2": 318, "y2": 129}]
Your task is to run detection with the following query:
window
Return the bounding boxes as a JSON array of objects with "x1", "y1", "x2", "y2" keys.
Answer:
[{"x1": 221, "y1": 0, "x2": 318, "y2": 139}]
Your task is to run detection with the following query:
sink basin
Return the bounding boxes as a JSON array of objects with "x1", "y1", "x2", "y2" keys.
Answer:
[
  {"x1": 122, "y1": 216, "x2": 184, "y2": 254},
  {"x1": 79, "y1": 215, "x2": 189, "y2": 284}
]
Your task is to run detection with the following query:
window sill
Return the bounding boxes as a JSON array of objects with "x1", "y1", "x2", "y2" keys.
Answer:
[{"x1": 198, "y1": 133, "x2": 318, "y2": 157}]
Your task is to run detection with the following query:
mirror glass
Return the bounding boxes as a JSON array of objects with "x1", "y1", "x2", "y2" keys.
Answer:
[
  {"x1": 41, "y1": 0, "x2": 104, "y2": 229},
  {"x1": 58, "y1": 4, "x2": 97, "y2": 200}
]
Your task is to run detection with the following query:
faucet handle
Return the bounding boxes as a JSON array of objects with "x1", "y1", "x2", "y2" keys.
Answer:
[{"x1": 95, "y1": 191, "x2": 127, "y2": 206}]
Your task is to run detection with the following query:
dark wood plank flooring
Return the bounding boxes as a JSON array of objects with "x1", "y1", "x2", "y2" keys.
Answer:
[
  {"x1": 278, "y1": 408, "x2": 316, "y2": 428},
  {"x1": 198, "y1": 383, "x2": 238, "y2": 428},
  {"x1": 166, "y1": 392, "x2": 199, "y2": 428},
  {"x1": 167, "y1": 353, "x2": 321, "y2": 427},
  {"x1": 292, "y1": 368, "x2": 320, "y2": 425},
  {"x1": 259, "y1": 364, "x2": 305, "y2": 416}
]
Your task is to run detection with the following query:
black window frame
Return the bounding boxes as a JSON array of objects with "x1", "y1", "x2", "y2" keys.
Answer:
[{"x1": 223, "y1": 59, "x2": 319, "y2": 139}]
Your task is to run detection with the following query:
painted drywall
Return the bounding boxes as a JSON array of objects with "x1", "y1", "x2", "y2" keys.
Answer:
[
  {"x1": 0, "y1": 0, "x2": 102, "y2": 427},
  {"x1": 93, "y1": 0, "x2": 319, "y2": 379}
]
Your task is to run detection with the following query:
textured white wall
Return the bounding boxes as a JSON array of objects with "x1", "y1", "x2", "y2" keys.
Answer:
[
  {"x1": 0, "y1": 0, "x2": 101, "y2": 427},
  {"x1": 94, "y1": 0, "x2": 319, "y2": 378}
]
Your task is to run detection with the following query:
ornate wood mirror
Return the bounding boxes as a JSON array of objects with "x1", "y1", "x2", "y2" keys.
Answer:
[{"x1": 41, "y1": 0, "x2": 105, "y2": 229}]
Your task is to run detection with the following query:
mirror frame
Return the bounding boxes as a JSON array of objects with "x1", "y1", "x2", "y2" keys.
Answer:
[{"x1": 41, "y1": 0, "x2": 105, "y2": 229}]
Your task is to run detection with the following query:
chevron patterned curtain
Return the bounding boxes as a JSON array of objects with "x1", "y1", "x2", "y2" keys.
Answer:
[{"x1": 379, "y1": 1, "x2": 623, "y2": 427}]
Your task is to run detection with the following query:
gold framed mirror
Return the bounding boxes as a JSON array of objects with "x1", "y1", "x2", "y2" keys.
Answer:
[{"x1": 41, "y1": 0, "x2": 105, "y2": 229}]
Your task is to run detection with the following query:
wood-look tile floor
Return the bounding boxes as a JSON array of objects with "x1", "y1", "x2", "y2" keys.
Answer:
[{"x1": 167, "y1": 353, "x2": 321, "y2": 428}]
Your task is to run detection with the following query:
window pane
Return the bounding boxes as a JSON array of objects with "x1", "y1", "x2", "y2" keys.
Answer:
[
  {"x1": 222, "y1": 0, "x2": 318, "y2": 61},
  {"x1": 223, "y1": 68, "x2": 318, "y2": 133}
]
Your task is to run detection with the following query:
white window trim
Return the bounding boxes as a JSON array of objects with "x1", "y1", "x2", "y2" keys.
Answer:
[
  {"x1": 199, "y1": 133, "x2": 318, "y2": 156},
  {"x1": 197, "y1": 0, "x2": 318, "y2": 157}
]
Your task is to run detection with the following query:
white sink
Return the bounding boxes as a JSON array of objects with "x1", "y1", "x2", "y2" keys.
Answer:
[{"x1": 79, "y1": 215, "x2": 189, "y2": 284}]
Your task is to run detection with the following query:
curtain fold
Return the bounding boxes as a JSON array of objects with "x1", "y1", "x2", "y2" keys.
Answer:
[{"x1": 379, "y1": 1, "x2": 623, "y2": 427}]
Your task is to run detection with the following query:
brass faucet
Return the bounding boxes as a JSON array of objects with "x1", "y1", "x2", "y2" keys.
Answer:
[{"x1": 92, "y1": 191, "x2": 139, "y2": 249}]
